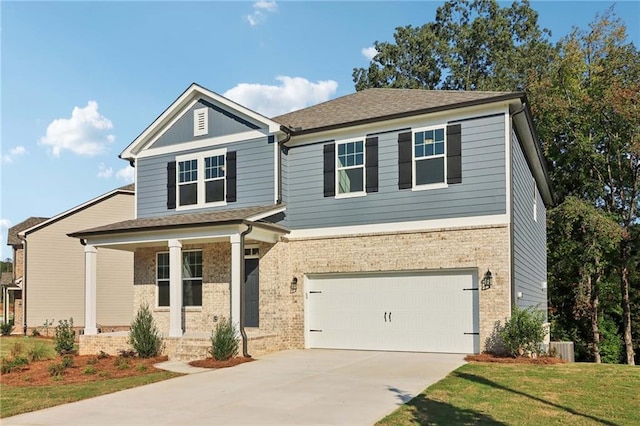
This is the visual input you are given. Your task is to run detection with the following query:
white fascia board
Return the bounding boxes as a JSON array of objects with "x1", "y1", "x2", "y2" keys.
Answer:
[
  {"x1": 245, "y1": 205, "x2": 287, "y2": 221},
  {"x1": 511, "y1": 109, "x2": 553, "y2": 206},
  {"x1": 287, "y1": 214, "x2": 509, "y2": 239},
  {"x1": 137, "y1": 130, "x2": 267, "y2": 159},
  {"x1": 19, "y1": 189, "x2": 134, "y2": 238},
  {"x1": 121, "y1": 83, "x2": 282, "y2": 159},
  {"x1": 286, "y1": 103, "x2": 510, "y2": 148}
]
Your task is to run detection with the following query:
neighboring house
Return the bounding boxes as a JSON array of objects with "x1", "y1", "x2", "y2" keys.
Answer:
[
  {"x1": 7, "y1": 186, "x2": 135, "y2": 334},
  {"x1": 5, "y1": 217, "x2": 49, "y2": 331},
  {"x1": 71, "y1": 84, "x2": 552, "y2": 359}
]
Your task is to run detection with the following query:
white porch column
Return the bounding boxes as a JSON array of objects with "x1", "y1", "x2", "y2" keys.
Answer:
[
  {"x1": 230, "y1": 233, "x2": 242, "y2": 328},
  {"x1": 84, "y1": 244, "x2": 98, "y2": 335},
  {"x1": 168, "y1": 239, "x2": 183, "y2": 337}
]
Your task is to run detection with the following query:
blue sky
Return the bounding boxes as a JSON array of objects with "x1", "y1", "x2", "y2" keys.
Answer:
[{"x1": 1, "y1": 1, "x2": 639, "y2": 259}]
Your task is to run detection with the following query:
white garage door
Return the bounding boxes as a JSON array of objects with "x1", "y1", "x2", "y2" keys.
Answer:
[{"x1": 306, "y1": 271, "x2": 479, "y2": 354}]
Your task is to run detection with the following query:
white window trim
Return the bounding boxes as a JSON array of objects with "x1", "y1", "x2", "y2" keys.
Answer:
[
  {"x1": 335, "y1": 137, "x2": 367, "y2": 199},
  {"x1": 193, "y1": 107, "x2": 208, "y2": 137},
  {"x1": 412, "y1": 124, "x2": 448, "y2": 191},
  {"x1": 176, "y1": 148, "x2": 228, "y2": 211},
  {"x1": 156, "y1": 251, "x2": 170, "y2": 309}
]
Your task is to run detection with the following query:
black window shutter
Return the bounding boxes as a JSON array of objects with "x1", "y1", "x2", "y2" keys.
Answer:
[
  {"x1": 398, "y1": 132, "x2": 412, "y2": 189},
  {"x1": 447, "y1": 124, "x2": 462, "y2": 184},
  {"x1": 323, "y1": 143, "x2": 335, "y2": 197},
  {"x1": 226, "y1": 151, "x2": 237, "y2": 202},
  {"x1": 167, "y1": 161, "x2": 176, "y2": 209},
  {"x1": 365, "y1": 137, "x2": 378, "y2": 193}
]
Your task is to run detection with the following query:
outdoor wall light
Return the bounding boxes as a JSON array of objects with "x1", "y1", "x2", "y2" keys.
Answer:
[
  {"x1": 481, "y1": 270, "x2": 493, "y2": 290},
  {"x1": 290, "y1": 277, "x2": 298, "y2": 293}
]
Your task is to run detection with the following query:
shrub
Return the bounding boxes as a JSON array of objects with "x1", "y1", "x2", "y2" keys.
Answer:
[
  {"x1": 54, "y1": 318, "x2": 76, "y2": 355},
  {"x1": 48, "y1": 363, "x2": 65, "y2": 378},
  {"x1": 10, "y1": 341, "x2": 25, "y2": 358},
  {"x1": 97, "y1": 350, "x2": 109, "y2": 359},
  {"x1": 499, "y1": 306, "x2": 547, "y2": 357},
  {"x1": 114, "y1": 357, "x2": 130, "y2": 370},
  {"x1": 61, "y1": 355, "x2": 74, "y2": 368},
  {"x1": 136, "y1": 364, "x2": 148, "y2": 372},
  {"x1": 83, "y1": 366, "x2": 97, "y2": 375},
  {"x1": 128, "y1": 304, "x2": 162, "y2": 358},
  {"x1": 27, "y1": 342, "x2": 56, "y2": 362},
  {"x1": 118, "y1": 349, "x2": 136, "y2": 358},
  {"x1": 209, "y1": 318, "x2": 239, "y2": 361},
  {"x1": 0, "y1": 356, "x2": 29, "y2": 374},
  {"x1": 0, "y1": 321, "x2": 14, "y2": 336},
  {"x1": 31, "y1": 328, "x2": 41, "y2": 337},
  {"x1": 87, "y1": 357, "x2": 98, "y2": 365}
]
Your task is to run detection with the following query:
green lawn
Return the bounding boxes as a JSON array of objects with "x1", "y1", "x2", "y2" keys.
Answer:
[
  {"x1": 1, "y1": 336, "x2": 181, "y2": 418},
  {"x1": 378, "y1": 362, "x2": 640, "y2": 425}
]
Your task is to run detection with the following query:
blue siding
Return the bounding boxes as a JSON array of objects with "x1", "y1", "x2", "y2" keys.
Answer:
[
  {"x1": 137, "y1": 136, "x2": 274, "y2": 218},
  {"x1": 286, "y1": 114, "x2": 507, "y2": 228},
  {"x1": 512, "y1": 130, "x2": 547, "y2": 317},
  {"x1": 150, "y1": 100, "x2": 260, "y2": 149}
]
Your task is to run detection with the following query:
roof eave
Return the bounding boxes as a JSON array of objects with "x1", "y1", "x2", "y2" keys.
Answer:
[{"x1": 282, "y1": 92, "x2": 526, "y2": 136}]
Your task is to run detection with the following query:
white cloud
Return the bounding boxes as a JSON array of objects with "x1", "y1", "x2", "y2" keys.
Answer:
[
  {"x1": 246, "y1": 0, "x2": 277, "y2": 26},
  {"x1": 116, "y1": 165, "x2": 135, "y2": 183},
  {"x1": 0, "y1": 219, "x2": 10, "y2": 231},
  {"x1": 2, "y1": 145, "x2": 28, "y2": 163},
  {"x1": 97, "y1": 163, "x2": 113, "y2": 179},
  {"x1": 39, "y1": 101, "x2": 115, "y2": 157},
  {"x1": 362, "y1": 46, "x2": 378, "y2": 61},
  {"x1": 224, "y1": 76, "x2": 338, "y2": 117}
]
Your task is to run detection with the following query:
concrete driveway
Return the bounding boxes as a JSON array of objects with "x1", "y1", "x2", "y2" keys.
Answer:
[{"x1": 4, "y1": 349, "x2": 465, "y2": 426}]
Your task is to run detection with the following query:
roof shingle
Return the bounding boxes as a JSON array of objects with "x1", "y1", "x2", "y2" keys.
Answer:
[
  {"x1": 7, "y1": 217, "x2": 49, "y2": 246},
  {"x1": 69, "y1": 205, "x2": 286, "y2": 238},
  {"x1": 273, "y1": 88, "x2": 521, "y2": 133}
]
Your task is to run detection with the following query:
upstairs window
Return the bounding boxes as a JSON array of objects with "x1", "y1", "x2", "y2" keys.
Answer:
[
  {"x1": 174, "y1": 148, "x2": 230, "y2": 210},
  {"x1": 414, "y1": 127, "x2": 446, "y2": 187},
  {"x1": 205, "y1": 155, "x2": 225, "y2": 203},
  {"x1": 178, "y1": 159, "x2": 198, "y2": 206},
  {"x1": 337, "y1": 140, "x2": 365, "y2": 196}
]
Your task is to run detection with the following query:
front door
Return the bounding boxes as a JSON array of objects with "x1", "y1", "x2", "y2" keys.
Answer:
[{"x1": 244, "y1": 257, "x2": 260, "y2": 327}]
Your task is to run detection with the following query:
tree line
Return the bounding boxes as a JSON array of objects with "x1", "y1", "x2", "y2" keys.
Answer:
[{"x1": 353, "y1": 0, "x2": 639, "y2": 364}]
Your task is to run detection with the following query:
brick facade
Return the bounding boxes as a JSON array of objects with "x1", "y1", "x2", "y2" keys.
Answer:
[{"x1": 81, "y1": 223, "x2": 511, "y2": 360}]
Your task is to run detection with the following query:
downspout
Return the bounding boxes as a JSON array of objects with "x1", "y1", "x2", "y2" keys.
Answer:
[
  {"x1": 276, "y1": 126, "x2": 293, "y2": 204},
  {"x1": 19, "y1": 235, "x2": 28, "y2": 335},
  {"x1": 239, "y1": 223, "x2": 253, "y2": 357},
  {"x1": 509, "y1": 102, "x2": 527, "y2": 308}
]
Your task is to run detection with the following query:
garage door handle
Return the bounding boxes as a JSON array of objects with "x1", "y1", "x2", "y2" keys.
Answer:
[
  {"x1": 389, "y1": 312, "x2": 391, "y2": 322},
  {"x1": 384, "y1": 312, "x2": 387, "y2": 322}
]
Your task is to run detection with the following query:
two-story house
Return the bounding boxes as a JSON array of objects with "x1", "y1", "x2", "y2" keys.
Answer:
[{"x1": 71, "y1": 83, "x2": 552, "y2": 360}]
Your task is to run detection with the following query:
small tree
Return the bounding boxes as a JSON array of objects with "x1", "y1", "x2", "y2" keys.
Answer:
[
  {"x1": 499, "y1": 306, "x2": 547, "y2": 357},
  {"x1": 54, "y1": 318, "x2": 76, "y2": 355},
  {"x1": 210, "y1": 318, "x2": 239, "y2": 361},
  {"x1": 128, "y1": 304, "x2": 162, "y2": 358}
]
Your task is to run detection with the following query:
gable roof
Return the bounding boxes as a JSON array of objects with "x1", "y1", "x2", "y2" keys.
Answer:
[
  {"x1": 7, "y1": 217, "x2": 49, "y2": 247},
  {"x1": 18, "y1": 185, "x2": 135, "y2": 239},
  {"x1": 120, "y1": 83, "x2": 283, "y2": 160},
  {"x1": 273, "y1": 88, "x2": 522, "y2": 135},
  {"x1": 68, "y1": 205, "x2": 287, "y2": 238}
]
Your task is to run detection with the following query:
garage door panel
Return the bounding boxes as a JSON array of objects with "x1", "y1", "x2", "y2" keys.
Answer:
[{"x1": 307, "y1": 271, "x2": 479, "y2": 354}]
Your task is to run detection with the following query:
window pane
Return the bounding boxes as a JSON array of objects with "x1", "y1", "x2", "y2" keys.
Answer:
[
  {"x1": 205, "y1": 179, "x2": 225, "y2": 203},
  {"x1": 425, "y1": 130, "x2": 434, "y2": 143},
  {"x1": 415, "y1": 132, "x2": 424, "y2": 145},
  {"x1": 157, "y1": 253, "x2": 169, "y2": 280},
  {"x1": 416, "y1": 157, "x2": 445, "y2": 185},
  {"x1": 435, "y1": 141, "x2": 445, "y2": 155},
  {"x1": 179, "y1": 160, "x2": 197, "y2": 183},
  {"x1": 338, "y1": 168, "x2": 364, "y2": 193},
  {"x1": 338, "y1": 144, "x2": 345, "y2": 155},
  {"x1": 426, "y1": 143, "x2": 434, "y2": 156},
  {"x1": 183, "y1": 279, "x2": 202, "y2": 306},
  {"x1": 205, "y1": 155, "x2": 225, "y2": 179},
  {"x1": 158, "y1": 281, "x2": 170, "y2": 307},
  {"x1": 435, "y1": 128, "x2": 444, "y2": 142},
  {"x1": 183, "y1": 251, "x2": 203, "y2": 278},
  {"x1": 415, "y1": 145, "x2": 424, "y2": 158},
  {"x1": 179, "y1": 182, "x2": 197, "y2": 205}
]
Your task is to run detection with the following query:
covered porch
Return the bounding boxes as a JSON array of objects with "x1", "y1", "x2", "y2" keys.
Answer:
[{"x1": 69, "y1": 205, "x2": 288, "y2": 359}]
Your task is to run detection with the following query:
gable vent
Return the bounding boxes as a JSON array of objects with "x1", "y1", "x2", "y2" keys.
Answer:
[{"x1": 194, "y1": 107, "x2": 208, "y2": 137}]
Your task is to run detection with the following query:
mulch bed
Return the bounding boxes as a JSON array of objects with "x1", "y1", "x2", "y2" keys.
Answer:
[
  {"x1": 465, "y1": 353, "x2": 567, "y2": 365},
  {"x1": 0, "y1": 354, "x2": 169, "y2": 387},
  {"x1": 189, "y1": 357, "x2": 254, "y2": 369}
]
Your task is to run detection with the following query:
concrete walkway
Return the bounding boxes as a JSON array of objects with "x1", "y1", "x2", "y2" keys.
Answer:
[{"x1": 4, "y1": 350, "x2": 465, "y2": 425}]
